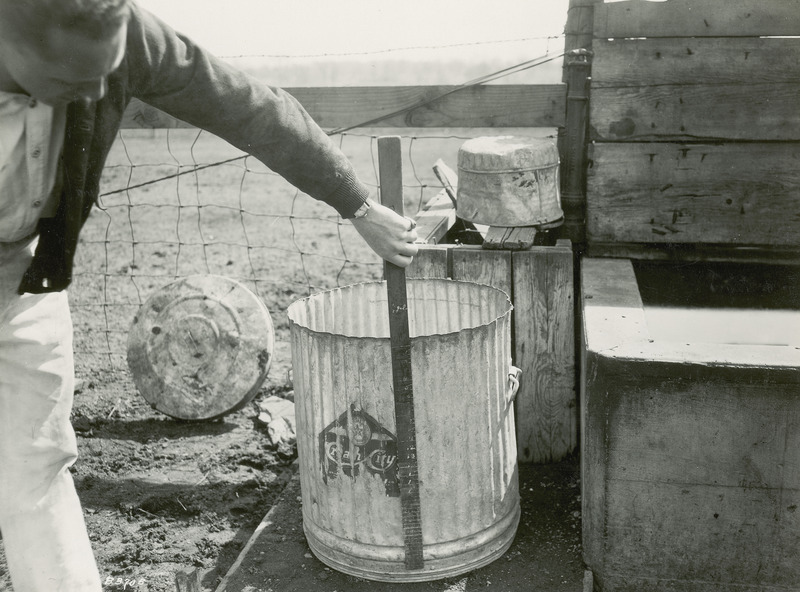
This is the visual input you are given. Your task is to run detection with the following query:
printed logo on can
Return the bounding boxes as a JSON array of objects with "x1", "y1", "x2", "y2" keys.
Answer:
[{"x1": 319, "y1": 405, "x2": 399, "y2": 497}]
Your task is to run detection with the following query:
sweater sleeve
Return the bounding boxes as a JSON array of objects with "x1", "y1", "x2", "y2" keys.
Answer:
[{"x1": 123, "y1": 2, "x2": 369, "y2": 218}]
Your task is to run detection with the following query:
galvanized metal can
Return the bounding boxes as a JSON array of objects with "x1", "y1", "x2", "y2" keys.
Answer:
[
  {"x1": 287, "y1": 279, "x2": 520, "y2": 582},
  {"x1": 457, "y1": 135, "x2": 563, "y2": 227}
]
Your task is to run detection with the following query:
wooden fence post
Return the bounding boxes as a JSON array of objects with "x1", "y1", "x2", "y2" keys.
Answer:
[
  {"x1": 562, "y1": 0, "x2": 597, "y2": 81},
  {"x1": 558, "y1": 0, "x2": 595, "y2": 248},
  {"x1": 558, "y1": 50, "x2": 592, "y2": 248}
]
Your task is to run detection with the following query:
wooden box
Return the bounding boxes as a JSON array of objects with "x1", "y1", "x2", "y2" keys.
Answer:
[
  {"x1": 581, "y1": 257, "x2": 800, "y2": 591},
  {"x1": 407, "y1": 242, "x2": 576, "y2": 464},
  {"x1": 585, "y1": 0, "x2": 800, "y2": 261}
]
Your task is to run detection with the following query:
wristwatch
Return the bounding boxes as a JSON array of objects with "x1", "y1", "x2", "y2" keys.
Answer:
[{"x1": 348, "y1": 200, "x2": 371, "y2": 219}]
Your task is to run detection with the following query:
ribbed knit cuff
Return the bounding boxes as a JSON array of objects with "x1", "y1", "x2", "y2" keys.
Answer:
[{"x1": 326, "y1": 168, "x2": 371, "y2": 218}]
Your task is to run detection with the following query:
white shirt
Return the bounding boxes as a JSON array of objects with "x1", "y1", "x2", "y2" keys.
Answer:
[{"x1": 0, "y1": 92, "x2": 66, "y2": 243}]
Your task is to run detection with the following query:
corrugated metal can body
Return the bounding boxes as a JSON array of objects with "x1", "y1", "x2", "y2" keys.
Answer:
[{"x1": 287, "y1": 279, "x2": 519, "y2": 582}]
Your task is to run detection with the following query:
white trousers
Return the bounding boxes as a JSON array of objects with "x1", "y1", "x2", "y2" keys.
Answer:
[{"x1": 0, "y1": 237, "x2": 101, "y2": 592}]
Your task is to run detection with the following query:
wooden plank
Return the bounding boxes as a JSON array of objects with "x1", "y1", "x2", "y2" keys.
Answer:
[
  {"x1": 121, "y1": 84, "x2": 566, "y2": 130},
  {"x1": 586, "y1": 142, "x2": 800, "y2": 246},
  {"x1": 594, "y1": 0, "x2": 800, "y2": 39},
  {"x1": 592, "y1": 37, "x2": 800, "y2": 87},
  {"x1": 590, "y1": 82, "x2": 800, "y2": 141},
  {"x1": 560, "y1": 48, "x2": 592, "y2": 246},
  {"x1": 482, "y1": 226, "x2": 538, "y2": 250},
  {"x1": 213, "y1": 469, "x2": 299, "y2": 592},
  {"x1": 582, "y1": 345, "x2": 800, "y2": 589},
  {"x1": 513, "y1": 241, "x2": 575, "y2": 463},
  {"x1": 582, "y1": 258, "x2": 800, "y2": 369},
  {"x1": 304, "y1": 84, "x2": 565, "y2": 129},
  {"x1": 405, "y1": 245, "x2": 450, "y2": 280},
  {"x1": 377, "y1": 136, "x2": 424, "y2": 571},
  {"x1": 451, "y1": 247, "x2": 513, "y2": 299},
  {"x1": 407, "y1": 245, "x2": 517, "y2": 285},
  {"x1": 413, "y1": 189, "x2": 457, "y2": 246},
  {"x1": 580, "y1": 258, "x2": 647, "y2": 355},
  {"x1": 432, "y1": 159, "x2": 457, "y2": 206},
  {"x1": 584, "y1": 242, "x2": 800, "y2": 266}
]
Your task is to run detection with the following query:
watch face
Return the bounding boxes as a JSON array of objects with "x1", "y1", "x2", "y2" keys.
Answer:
[{"x1": 352, "y1": 202, "x2": 370, "y2": 218}]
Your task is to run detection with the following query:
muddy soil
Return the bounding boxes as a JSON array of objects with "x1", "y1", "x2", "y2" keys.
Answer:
[
  {"x1": 78, "y1": 377, "x2": 297, "y2": 591},
  {"x1": 1, "y1": 352, "x2": 298, "y2": 592}
]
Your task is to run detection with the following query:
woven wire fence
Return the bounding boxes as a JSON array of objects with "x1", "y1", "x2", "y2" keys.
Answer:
[
  {"x1": 69, "y1": 45, "x2": 565, "y2": 382},
  {"x1": 72, "y1": 130, "x2": 473, "y2": 365}
]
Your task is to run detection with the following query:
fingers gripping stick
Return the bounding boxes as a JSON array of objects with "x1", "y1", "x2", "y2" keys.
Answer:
[{"x1": 377, "y1": 136, "x2": 424, "y2": 571}]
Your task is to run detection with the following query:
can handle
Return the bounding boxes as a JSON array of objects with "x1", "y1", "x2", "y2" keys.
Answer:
[{"x1": 506, "y1": 366, "x2": 522, "y2": 406}]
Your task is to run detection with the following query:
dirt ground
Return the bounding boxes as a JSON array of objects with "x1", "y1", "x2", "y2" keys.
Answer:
[
  {"x1": 1, "y1": 358, "x2": 584, "y2": 592},
  {"x1": 0, "y1": 351, "x2": 300, "y2": 592},
  {"x1": 219, "y1": 457, "x2": 584, "y2": 592},
  {"x1": 0, "y1": 369, "x2": 293, "y2": 592},
  {"x1": 75, "y1": 366, "x2": 300, "y2": 592}
]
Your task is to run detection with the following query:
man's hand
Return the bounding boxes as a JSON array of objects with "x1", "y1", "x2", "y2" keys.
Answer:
[{"x1": 350, "y1": 199, "x2": 419, "y2": 268}]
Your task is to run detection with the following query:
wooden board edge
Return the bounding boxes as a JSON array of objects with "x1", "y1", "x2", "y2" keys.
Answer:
[
  {"x1": 412, "y1": 189, "x2": 457, "y2": 245},
  {"x1": 213, "y1": 468, "x2": 299, "y2": 592}
]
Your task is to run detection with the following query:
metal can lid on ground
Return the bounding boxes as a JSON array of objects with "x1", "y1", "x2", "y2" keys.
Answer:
[{"x1": 127, "y1": 274, "x2": 274, "y2": 421}]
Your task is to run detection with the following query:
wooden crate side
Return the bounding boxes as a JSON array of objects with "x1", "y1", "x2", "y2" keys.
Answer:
[
  {"x1": 580, "y1": 349, "x2": 606, "y2": 573},
  {"x1": 590, "y1": 82, "x2": 800, "y2": 142},
  {"x1": 585, "y1": 362, "x2": 800, "y2": 590},
  {"x1": 513, "y1": 243, "x2": 575, "y2": 463},
  {"x1": 408, "y1": 245, "x2": 577, "y2": 464},
  {"x1": 451, "y1": 248, "x2": 513, "y2": 298},
  {"x1": 408, "y1": 246, "x2": 515, "y2": 291},
  {"x1": 405, "y1": 246, "x2": 449, "y2": 280},
  {"x1": 586, "y1": 142, "x2": 800, "y2": 246},
  {"x1": 585, "y1": 242, "x2": 800, "y2": 266},
  {"x1": 592, "y1": 37, "x2": 800, "y2": 87},
  {"x1": 594, "y1": 0, "x2": 800, "y2": 39},
  {"x1": 413, "y1": 189, "x2": 457, "y2": 247}
]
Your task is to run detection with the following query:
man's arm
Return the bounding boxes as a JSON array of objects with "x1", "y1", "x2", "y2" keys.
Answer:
[
  {"x1": 124, "y1": 3, "x2": 370, "y2": 217},
  {"x1": 122, "y1": 4, "x2": 418, "y2": 266}
]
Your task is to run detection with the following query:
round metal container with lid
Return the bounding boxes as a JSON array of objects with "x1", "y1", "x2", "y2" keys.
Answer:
[{"x1": 456, "y1": 135, "x2": 563, "y2": 228}]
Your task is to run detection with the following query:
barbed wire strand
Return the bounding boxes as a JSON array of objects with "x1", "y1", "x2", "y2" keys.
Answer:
[
  {"x1": 218, "y1": 34, "x2": 565, "y2": 60},
  {"x1": 98, "y1": 49, "x2": 565, "y2": 200}
]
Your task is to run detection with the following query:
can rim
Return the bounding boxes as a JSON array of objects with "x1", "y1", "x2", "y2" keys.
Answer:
[{"x1": 287, "y1": 278, "x2": 513, "y2": 341}]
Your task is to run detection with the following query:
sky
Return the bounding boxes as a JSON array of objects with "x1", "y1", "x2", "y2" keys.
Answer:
[{"x1": 135, "y1": 0, "x2": 571, "y2": 60}]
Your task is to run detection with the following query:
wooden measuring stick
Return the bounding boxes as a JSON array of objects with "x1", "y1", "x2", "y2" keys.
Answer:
[{"x1": 377, "y1": 136, "x2": 424, "y2": 571}]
